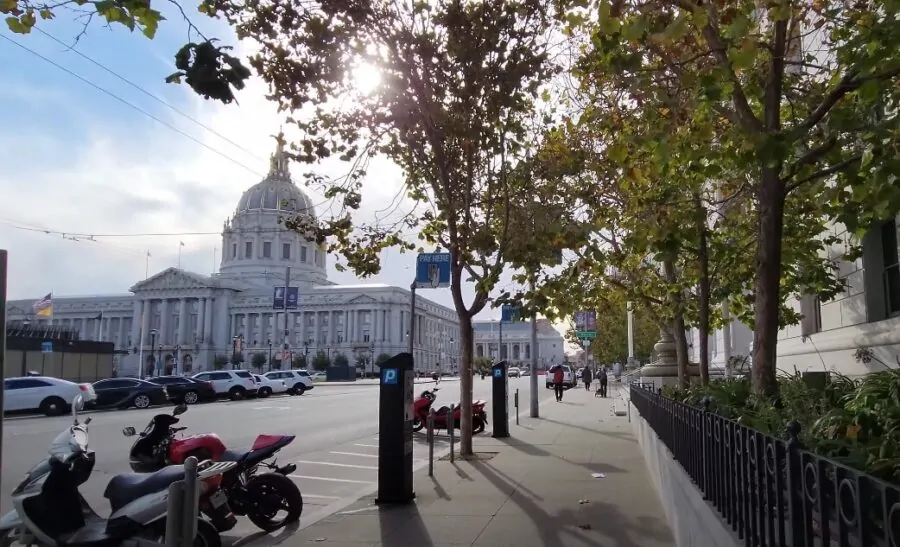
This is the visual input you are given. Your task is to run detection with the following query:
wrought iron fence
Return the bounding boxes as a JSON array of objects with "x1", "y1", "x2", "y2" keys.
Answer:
[{"x1": 630, "y1": 384, "x2": 900, "y2": 547}]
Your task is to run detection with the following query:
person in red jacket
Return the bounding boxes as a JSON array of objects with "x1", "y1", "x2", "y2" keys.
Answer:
[{"x1": 552, "y1": 366, "x2": 565, "y2": 402}]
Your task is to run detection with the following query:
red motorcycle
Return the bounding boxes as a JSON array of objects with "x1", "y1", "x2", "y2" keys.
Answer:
[
  {"x1": 412, "y1": 388, "x2": 487, "y2": 434},
  {"x1": 123, "y1": 404, "x2": 303, "y2": 533}
]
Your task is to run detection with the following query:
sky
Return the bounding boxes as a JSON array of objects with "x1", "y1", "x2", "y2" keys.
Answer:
[{"x1": 0, "y1": 9, "x2": 572, "y2": 338}]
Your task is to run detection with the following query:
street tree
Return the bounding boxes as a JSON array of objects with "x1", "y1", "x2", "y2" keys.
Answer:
[
  {"x1": 214, "y1": 0, "x2": 559, "y2": 456},
  {"x1": 3, "y1": 0, "x2": 250, "y2": 103},
  {"x1": 563, "y1": 293, "x2": 659, "y2": 366},
  {"x1": 563, "y1": 0, "x2": 900, "y2": 396}
]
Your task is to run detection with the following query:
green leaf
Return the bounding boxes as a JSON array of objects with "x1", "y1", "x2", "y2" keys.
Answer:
[
  {"x1": 860, "y1": 147, "x2": 874, "y2": 169},
  {"x1": 5, "y1": 15, "x2": 30, "y2": 33}
]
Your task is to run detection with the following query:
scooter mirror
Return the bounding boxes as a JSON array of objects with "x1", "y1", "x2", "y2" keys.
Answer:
[
  {"x1": 173, "y1": 403, "x2": 188, "y2": 416},
  {"x1": 122, "y1": 427, "x2": 136, "y2": 437},
  {"x1": 72, "y1": 394, "x2": 84, "y2": 423}
]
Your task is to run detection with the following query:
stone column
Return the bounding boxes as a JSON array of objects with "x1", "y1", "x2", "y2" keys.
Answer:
[
  {"x1": 638, "y1": 327, "x2": 699, "y2": 387},
  {"x1": 203, "y1": 297, "x2": 213, "y2": 343},
  {"x1": 243, "y1": 313, "x2": 252, "y2": 345},
  {"x1": 197, "y1": 297, "x2": 206, "y2": 343},
  {"x1": 313, "y1": 312, "x2": 320, "y2": 347},
  {"x1": 141, "y1": 300, "x2": 152, "y2": 347},
  {"x1": 373, "y1": 307, "x2": 381, "y2": 344},
  {"x1": 326, "y1": 311, "x2": 333, "y2": 345},
  {"x1": 178, "y1": 298, "x2": 188, "y2": 344},
  {"x1": 160, "y1": 299, "x2": 171, "y2": 345},
  {"x1": 118, "y1": 317, "x2": 126, "y2": 349}
]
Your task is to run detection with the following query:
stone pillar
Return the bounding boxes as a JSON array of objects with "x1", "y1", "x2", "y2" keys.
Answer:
[
  {"x1": 178, "y1": 298, "x2": 188, "y2": 344},
  {"x1": 118, "y1": 317, "x2": 126, "y2": 349},
  {"x1": 326, "y1": 311, "x2": 333, "y2": 345},
  {"x1": 313, "y1": 312, "x2": 320, "y2": 347},
  {"x1": 141, "y1": 300, "x2": 152, "y2": 346},
  {"x1": 204, "y1": 298, "x2": 213, "y2": 343},
  {"x1": 373, "y1": 307, "x2": 380, "y2": 344},
  {"x1": 160, "y1": 299, "x2": 171, "y2": 345},
  {"x1": 638, "y1": 327, "x2": 699, "y2": 388},
  {"x1": 197, "y1": 297, "x2": 206, "y2": 343},
  {"x1": 243, "y1": 313, "x2": 251, "y2": 345}
]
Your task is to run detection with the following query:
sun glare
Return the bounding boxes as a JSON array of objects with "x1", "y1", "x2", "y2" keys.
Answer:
[{"x1": 352, "y1": 62, "x2": 382, "y2": 95}]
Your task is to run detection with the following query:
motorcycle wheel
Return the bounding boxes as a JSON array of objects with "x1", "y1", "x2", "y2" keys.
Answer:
[
  {"x1": 245, "y1": 473, "x2": 303, "y2": 532},
  {"x1": 412, "y1": 418, "x2": 424, "y2": 432}
]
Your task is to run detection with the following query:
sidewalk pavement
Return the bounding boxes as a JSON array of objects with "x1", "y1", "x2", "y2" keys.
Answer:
[
  {"x1": 277, "y1": 385, "x2": 674, "y2": 546},
  {"x1": 316, "y1": 377, "x2": 461, "y2": 386}
]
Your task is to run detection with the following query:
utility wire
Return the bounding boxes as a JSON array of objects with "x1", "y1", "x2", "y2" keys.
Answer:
[
  {"x1": 33, "y1": 27, "x2": 266, "y2": 163},
  {"x1": 0, "y1": 32, "x2": 264, "y2": 178}
]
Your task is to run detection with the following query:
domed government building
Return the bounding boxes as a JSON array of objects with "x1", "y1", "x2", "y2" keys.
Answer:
[{"x1": 6, "y1": 137, "x2": 460, "y2": 377}]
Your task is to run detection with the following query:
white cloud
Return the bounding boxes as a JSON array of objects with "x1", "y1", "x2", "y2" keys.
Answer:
[{"x1": 0, "y1": 19, "x2": 562, "y2": 330}]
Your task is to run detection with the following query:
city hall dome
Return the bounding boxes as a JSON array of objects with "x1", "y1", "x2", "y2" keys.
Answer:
[{"x1": 233, "y1": 132, "x2": 317, "y2": 219}]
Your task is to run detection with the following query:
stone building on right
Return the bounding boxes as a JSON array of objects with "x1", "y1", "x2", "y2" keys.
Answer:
[{"x1": 689, "y1": 214, "x2": 900, "y2": 377}]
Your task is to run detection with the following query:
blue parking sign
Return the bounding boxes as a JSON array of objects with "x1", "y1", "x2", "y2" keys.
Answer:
[
  {"x1": 493, "y1": 368, "x2": 502, "y2": 378},
  {"x1": 383, "y1": 368, "x2": 399, "y2": 385},
  {"x1": 41, "y1": 341, "x2": 52, "y2": 354}
]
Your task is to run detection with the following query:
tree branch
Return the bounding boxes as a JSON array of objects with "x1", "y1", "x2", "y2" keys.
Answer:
[
  {"x1": 780, "y1": 135, "x2": 838, "y2": 183},
  {"x1": 784, "y1": 155, "x2": 861, "y2": 194}
]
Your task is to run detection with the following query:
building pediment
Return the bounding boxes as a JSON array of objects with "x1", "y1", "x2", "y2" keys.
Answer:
[
  {"x1": 346, "y1": 294, "x2": 379, "y2": 305},
  {"x1": 130, "y1": 268, "x2": 218, "y2": 293}
]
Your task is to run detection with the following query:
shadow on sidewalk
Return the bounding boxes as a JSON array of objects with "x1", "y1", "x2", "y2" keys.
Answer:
[
  {"x1": 468, "y1": 459, "x2": 602, "y2": 547},
  {"x1": 494, "y1": 437, "x2": 627, "y2": 475},
  {"x1": 378, "y1": 504, "x2": 435, "y2": 546},
  {"x1": 538, "y1": 416, "x2": 637, "y2": 443}
]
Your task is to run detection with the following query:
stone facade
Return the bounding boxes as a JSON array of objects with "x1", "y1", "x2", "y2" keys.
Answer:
[
  {"x1": 687, "y1": 214, "x2": 900, "y2": 377},
  {"x1": 6, "y1": 137, "x2": 459, "y2": 377},
  {"x1": 473, "y1": 319, "x2": 565, "y2": 369}
]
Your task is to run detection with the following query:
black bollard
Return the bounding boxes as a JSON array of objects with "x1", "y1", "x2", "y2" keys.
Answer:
[{"x1": 376, "y1": 352, "x2": 415, "y2": 504}]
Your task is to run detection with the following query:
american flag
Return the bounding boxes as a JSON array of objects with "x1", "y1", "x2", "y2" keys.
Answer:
[{"x1": 32, "y1": 293, "x2": 52, "y2": 316}]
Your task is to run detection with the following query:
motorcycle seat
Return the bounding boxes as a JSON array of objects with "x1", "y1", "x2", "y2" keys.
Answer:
[
  {"x1": 104, "y1": 465, "x2": 186, "y2": 512},
  {"x1": 220, "y1": 435, "x2": 295, "y2": 465}
]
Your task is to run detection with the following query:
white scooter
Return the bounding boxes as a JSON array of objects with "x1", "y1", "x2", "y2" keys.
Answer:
[{"x1": 0, "y1": 395, "x2": 236, "y2": 547}]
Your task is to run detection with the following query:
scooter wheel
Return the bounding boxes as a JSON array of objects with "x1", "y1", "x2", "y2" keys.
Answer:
[
  {"x1": 473, "y1": 417, "x2": 485, "y2": 434},
  {"x1": 412, "y1": 418, "x2": 424, "y2": 432},
  {"x1": 246, "y1": 473, "x2": 304, "y2": 532}
]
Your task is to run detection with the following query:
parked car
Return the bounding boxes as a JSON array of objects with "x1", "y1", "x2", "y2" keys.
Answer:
[
  {"x1": 308, "y1": 371, "x2": 326, "y2": 381},
  {"x1": 92, "y1": 378, "x2": 169, "y2": 409},
  {"x1": 545, "y1": 365, "x2": 575, "y2": 389},
  {"x1": 192, "y1": 370, "x2": 258, "y2": 400},
  {"x1": 507, "y1": 367, "x2": 521, "y2": 378},
  {"x1": 263, "y1": 369, "x2": 314, "y2": 395},
  {"x1": 149, "y1": 375, "x2": 217, "y2": 404},
  {"x1": 252, "y1": 374, "x2": 288, "y2": 397},
  {"x1": 3, "y1": 376, "x2": 97, "y2": 416}
]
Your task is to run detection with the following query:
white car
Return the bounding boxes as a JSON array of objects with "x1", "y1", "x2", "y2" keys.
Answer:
[
  {"x1": 253, "y1": 374, "x2": 288, "y2": 397},
  {"x1": 507, "y1": 367, "x2": 521, "y2": 378},
  {"x1": 308, "y1": 371, "x2": 325, "y2": 381},
  {"x1": 192, "y1": 370, "x2": 258, "y2": 400},
  {"x1": 3, "y1": 376, "x2": 97, "y2": 416},
  {"x1": 545, "y1": 365, "x2": 575, "y2": 389},
  {"x1": 263, "y1": 370, "x2": 314, "y2": 395}
]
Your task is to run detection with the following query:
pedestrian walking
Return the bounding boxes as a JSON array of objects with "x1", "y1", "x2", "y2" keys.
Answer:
[
  {"x1": 598, "y1": 366, "x2": 608, "y2": 398},
  {"x1": 582, "y1": 366, "x2": 593, "y2": 391},
  {"x1": 552, "y1": 366, "x2": 565, "y2": 402}
]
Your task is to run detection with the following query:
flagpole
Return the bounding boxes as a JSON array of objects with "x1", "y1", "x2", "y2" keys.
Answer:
[
  {"x1": 145, "y1": 251, "x2": 150, "y2": 280},
  {"x1": 178, "y1": 244, "x2": 182, "y2": 269},
  {"x1": 213, "y1": 248, "x2": 217, "y2": 275}
]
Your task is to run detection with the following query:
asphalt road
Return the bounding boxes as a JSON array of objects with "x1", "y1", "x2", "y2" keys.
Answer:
[{"x1": 0, "y1": 376, "x2": 545, "y2": 543}]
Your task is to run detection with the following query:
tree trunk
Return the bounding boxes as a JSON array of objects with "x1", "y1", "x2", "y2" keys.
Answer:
[
  {"x1": 752, "y1": 166, "x2": 785, "y2": 397},
  {"x1": 663, "y1": 257, "x2": 690, "y2": 388},
  {"x1": 696, "y1": 196, "x2": 711, "y2": 386},
  {"x1": 456, "y1": 310, "x2": 474, "y2": 456}
]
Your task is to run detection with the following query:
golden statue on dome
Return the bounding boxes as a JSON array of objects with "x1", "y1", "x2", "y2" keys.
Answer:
[{"x1": 268, "y1": 128, "x2": 290, "y2": 178}]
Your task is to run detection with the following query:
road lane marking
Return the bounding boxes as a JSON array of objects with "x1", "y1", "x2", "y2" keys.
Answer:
[
  {"x1": 295, "y1": 460, "x2": 378, "y2": 470},
  {"x1": 353, "y1": 443, "x2": 379, "y2": 448},
  {"x1": 289, "y1": 475, "x2": 373, "y2": 484},
  {"x1": 303, "y1": 494, "x2": 342, "y2": 499},
  {"x1": 330, "y1": 451, "x2": 377, "y2": 458}
]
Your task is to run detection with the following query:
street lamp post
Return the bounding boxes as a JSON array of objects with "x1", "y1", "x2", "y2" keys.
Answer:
[
  {"x1": 156, "y1": 344, "x2": 163, "y2": 376},
  {"x1": 148, "y1": 329, "x2": 158, "y2": 377},
  {"x1": 174, "y1": 345, "x2": 181, "y2": 375},
  {"x1": 267, "y1": 338, "x2": 273, "y2": 371},
  {"x1": 232, "y1": 334, "x2": 243, "y2": 369}
]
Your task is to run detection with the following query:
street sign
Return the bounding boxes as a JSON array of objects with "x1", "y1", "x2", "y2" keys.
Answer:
[
  {"x1": 272, "y1": 286, "x2": 299, "y2": 309},
  {"x1": 415, "y1": 252, "x2": 451, "y2": 288},
  {"x1": 383, "y1": 368, "x2": 399, "y2": 385},
  {"x1": 574, "y1": 310, "x2": 597, "y2": 339},
  {"x1": 501, "y1": 305, "x2": 522, "y2": 323},
  {"x1": 41, "y1": 341, "x2": 52, "y2": 354}
]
